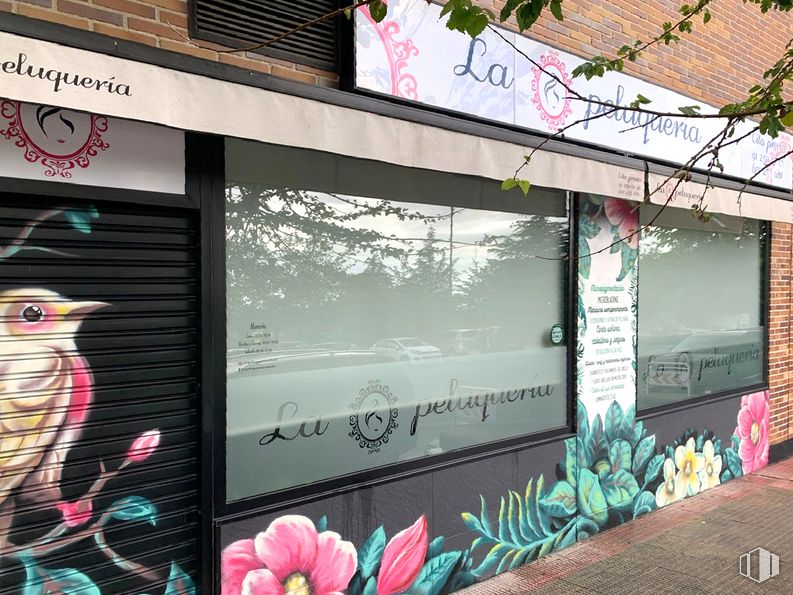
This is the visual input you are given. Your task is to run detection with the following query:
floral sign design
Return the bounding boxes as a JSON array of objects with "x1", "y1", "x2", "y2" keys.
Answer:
[
  {"x1": 0, "y1": 101, "x2": 110, "y2": 178},
  {"x1": 0, "y1": 208, "x2": 195, "y2": 594},
  {"x1": 222, "y1": 392, "x2": 768, "y2": 594}
]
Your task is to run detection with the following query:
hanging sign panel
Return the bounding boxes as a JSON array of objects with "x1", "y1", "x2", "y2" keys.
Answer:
[
  {"x1": 355, "y1": 0, "x2": 793, "y2": 191},
  {"x1": 0, "y1": 99, "x2": 184, "y2": 193}
]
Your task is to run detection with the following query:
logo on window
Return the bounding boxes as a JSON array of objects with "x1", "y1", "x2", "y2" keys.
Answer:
[{"x1": 349, "y1": 380, "x2": 399, "y2": 453}]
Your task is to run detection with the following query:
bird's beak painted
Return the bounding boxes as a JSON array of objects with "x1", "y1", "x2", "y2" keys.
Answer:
[{"x1": 62, "y1": 301, "x2": 109, "y2": 319}]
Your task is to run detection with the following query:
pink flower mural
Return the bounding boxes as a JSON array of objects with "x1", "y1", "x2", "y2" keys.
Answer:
[
  {"x1": 736, "y1": 390, "x2": 770, "y2": 473},
  {"x1": 127, "y1": 429, "x2": 161, "y2": 463},
  {"x1": 221, "y1": 515, "x2": 357, "y2": 595},
  {"x1": 377, "y1": 516, "x2": 428, "y2": 595},
  {"x1": 603, "y1": 197, "x2": 639, "y2": 248}
]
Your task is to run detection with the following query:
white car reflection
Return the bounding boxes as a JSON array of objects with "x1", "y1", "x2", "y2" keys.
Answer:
[{"x1": 371, "y1": 337, "x2": 443, "y2": 362}]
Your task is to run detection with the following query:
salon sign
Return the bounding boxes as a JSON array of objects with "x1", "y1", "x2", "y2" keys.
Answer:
[{"x1": 355, "y1": 0, "x2": 793, "y2": 190}]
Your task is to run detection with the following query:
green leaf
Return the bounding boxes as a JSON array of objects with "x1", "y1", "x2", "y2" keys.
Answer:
[
  {"x1": 678, "y1": 105, "x2": 701, "y2": 116},
  {"x1": 358, "y1": 526, "x2": 386, "y2": 579},
  {"x1": 466, "y1": 12, "x2": 490, "y2": 37},
  {"x1": 635, "y1": 93, "x2": 652, "y2": 105},
  {"x1": 703, "y1": 9, "x2": 711, "y2": 23},
  {"x1": 579, "y1": 213, "x2": 601, "y2": 239},
  {"x1": 604, "y1": 401, "x2": 624, "y2": 443},
  {"x1": 411, "y1": 552, "x2": 462, "y2": 595},
  {"x1": 516, "y1": 178, "x2": 531, "y2": 195},
  {"x1": 643, "y1": 454, "x2": 664, "y2": 485},
  {"x1": 577, "y1": 400, "x2": 590, "y2": 440},
  {"x1": 577, "y1": 469, "x2": 608, "y2": 527},
  {"x1": 618, "y1": 405, "x2": 637, "y2": 445},
  {"x1": 64, "y1": 205, "x2": 99, "y2": 234},
  {"x1": 601, "y1": 469, "x2": 640, "y2": 509},
  {"x1": 725, "y1": 447, "x2": 743, "y2": 477},
  {"x1": 781, "y1": 110, "x2": 793, "y2": 127},
  {"x1": 501, "y1": 178, "x2": 518, "y2": 190},
  {"x1": 108, "y1": 496, "x2": 157, "y2": 526},
  {"x1": 316, "y1": 515, "x2": 328, "y2": 532},
  {"x1": 563, "y1": 437, "x2": 577, "y2": 487},
  {"x1": 540, "y1": 480, "x2": 576, "y2": 518},
  {"x1": 549, "y1": 0, "x2": 564, "y2": 20},
  {"x1": 369, "y1": 0, "x2": 388, "y2": 22},
  {"x1": 37, "y1": 569, "x2": 100, "y2": 595},
  {"x1": 362, "y1": 576, "x2": 377, "y2": 595},
  {"x1": 616, "y1": 242, "x2": 637, "y2": 282},
  {"x1": 162, "y1": 563, "x2": 197, "y2": 595},
  {"x1": 632, "y1": 491, "x2": 657, "y2": 518},
  {"x1": 579, "y1": 236, "x2": 591, "y2": 279},
  {"x1": 427, "y1": 536, "x2": 445, "y2": 560},
  {"x1": 588, "y1": 415, "x2": 608, "y2": 461},
  {"x1": 461, "y1": 511, "x2": 486, "y2": 535},
  {"x1": 633, "y1": 435, "x2": 656, "y2": 478},
  {"x1": 609, "y1": 439, "x2": 632, "y2": 473}
]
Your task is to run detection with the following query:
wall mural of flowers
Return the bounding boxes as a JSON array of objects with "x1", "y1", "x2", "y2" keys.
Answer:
[
  {"x1": 221, "y1": 391, "x2": 768, "y2": 595},
  {"x1": 0, "y1": 207, "x2": 196, "y2": 594}
]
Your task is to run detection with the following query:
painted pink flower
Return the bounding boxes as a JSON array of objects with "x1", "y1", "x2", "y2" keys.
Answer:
[
  {"x1": 736, "y1": 391, "x2": 770, "y2": 473},
  {"x1": 377, "y1": 516, "x2": 428, "y2": 595},
  {"x1": 57, "y1": 499, "x2": 93, "y2": 528},
  {"x1": 127, "y1": 429, "x2": 160, "y2": 463},
  {"x1": 604, "y1": 198, "x2": 639, "y2": 248},
  {"x1": 221, "y1": 515, "x2": 356, "y2": 595}
]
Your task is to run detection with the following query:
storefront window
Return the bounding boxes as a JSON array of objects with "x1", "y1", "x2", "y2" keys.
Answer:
[
  {"x1": 637, "y1": 206, "x2": 765, "y2": 411},
  {"x1": 224, "y1": 139, "x2": 569, "y2": 501}
]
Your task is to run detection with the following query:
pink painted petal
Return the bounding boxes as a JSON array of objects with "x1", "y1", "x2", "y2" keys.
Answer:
[
  {"x1": 604, "y1": 198, "x2": 629, "y2": 226},
  {"x1": 254, "y1": 516, "x2": 319, "y2": 581},
  {"x1": 241, "y1": 569, "x2": 284, "y2": 595},
  {"x1": 310, "y1": 531, "x2": 357, "y2": 594},
  {"x1": 736, "y1": 408, "x2": 754, "y2": 437},
  {"x1": 747, "y1": 392, "x2": 768, "y2": 422},
  {"x1": 221, "y1": 539, "x2": 261, "y2": 595},
  {"x1": 377, "y1": 516, "x2": 429, "y2": 595},
  {"x1": 739, "y1": 438, "x2": 758, "y2": 473}
]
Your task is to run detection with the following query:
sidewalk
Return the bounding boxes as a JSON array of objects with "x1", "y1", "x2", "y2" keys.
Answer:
[{"x1": 460, "y1": 457, "x2": 793, "y2": 595}]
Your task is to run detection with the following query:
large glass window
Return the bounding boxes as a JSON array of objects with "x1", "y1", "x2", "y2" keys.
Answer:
[
  {"x1": 225, "y1": 139, "x2": 569, "y2": 501},
  {"x1": 637, "y1": 206, "x2": 766, "y2": 411}
]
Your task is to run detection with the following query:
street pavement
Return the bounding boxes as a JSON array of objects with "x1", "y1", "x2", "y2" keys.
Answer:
[{"x1": 460, "y1": 456, "x2": 793, "y2": 594}]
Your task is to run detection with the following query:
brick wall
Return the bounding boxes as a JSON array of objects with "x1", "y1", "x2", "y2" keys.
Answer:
[
  {"x1": 770, "y1": 222, "x2": 792, "y2": 445},
  {"x1": 0, "y1": 0, "x2": 790, "y2": 106}
]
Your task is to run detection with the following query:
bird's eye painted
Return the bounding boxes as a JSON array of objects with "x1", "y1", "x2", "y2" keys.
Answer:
[{"x1": 22, "y1": 305, "x2": 44, "y2": 322}]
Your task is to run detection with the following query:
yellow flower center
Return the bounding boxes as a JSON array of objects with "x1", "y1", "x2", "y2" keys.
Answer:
[
  {"x1": 751, "y1": 422, "x2": 760, "y2": 445},
  {"x1": 684, "y1": 459, "x2": 692, "y2": 475},
  {"x1": 665, "y1": 480, "x2": 675, "y2": 495},
  {"x1": 284, "y1": 573, "x2": 311, "y2": 595}
]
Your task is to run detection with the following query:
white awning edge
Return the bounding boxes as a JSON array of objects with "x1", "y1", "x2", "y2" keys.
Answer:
[{"x1": 1, "y1": 31, "x2": 790, "y2": 222}]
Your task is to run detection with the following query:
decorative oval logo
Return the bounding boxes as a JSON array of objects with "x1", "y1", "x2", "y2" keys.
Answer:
[
  {"x1": 0, "y1": 100, "x2": 109, "y2": 178},
  {"x1": 530, "y1": 50, "x2": 573, "y2": 131},
  {"x1": 349, "y1": 380, "x2": 399, "y2": 453}
]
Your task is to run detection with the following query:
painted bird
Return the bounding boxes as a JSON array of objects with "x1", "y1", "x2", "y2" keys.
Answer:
[{"x1": 0, "y1": 288, "x2": 107, "y2": 511}]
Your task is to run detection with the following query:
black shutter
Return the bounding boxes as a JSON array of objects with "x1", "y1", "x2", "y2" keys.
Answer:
[
  {"x1": 0, "y1": 198, "x2": 200, "y2": 595},
  {"x1": 191, "y1": 0, "x2": 341, "y2": 71}
]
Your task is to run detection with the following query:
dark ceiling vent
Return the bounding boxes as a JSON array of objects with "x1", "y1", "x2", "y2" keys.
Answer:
[{"x1": 190, "y1": 0, "x2": 340, "y2": 71}]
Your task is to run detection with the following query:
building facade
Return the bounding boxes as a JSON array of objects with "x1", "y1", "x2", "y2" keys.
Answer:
[{"x1": 0, "y1": 1, "x2": 791, "y2": 594}]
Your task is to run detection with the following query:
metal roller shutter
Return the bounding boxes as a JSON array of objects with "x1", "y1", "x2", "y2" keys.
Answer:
[{"x1": 0, "y1": 198, "x2": 200, "y2": 595}]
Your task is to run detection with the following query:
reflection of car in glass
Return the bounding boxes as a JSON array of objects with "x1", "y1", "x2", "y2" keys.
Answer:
[
  {"x1": 437, "y1": 329, "x2": 483, "y2": 355},
  {"x1": 646, "y1": 329, "x2": 763, "y2": 396},
  {"x1": 312, "y1": 342, "x2": 360, "y2": 351},
  {"x1": 371, "y1": 337, "x2": 442, "y2": 362}
]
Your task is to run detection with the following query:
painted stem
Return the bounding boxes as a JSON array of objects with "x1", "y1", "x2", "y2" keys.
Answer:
[
  {"x1": 94, "y1": 529, "x2": 161, "y2": 581},
  {"x1": 0, "y1": 208, "x2": 62, "y2": 259}
]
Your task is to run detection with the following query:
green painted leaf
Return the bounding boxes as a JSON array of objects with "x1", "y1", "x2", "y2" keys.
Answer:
[
  {"x1": 604, "y1": 401, "x2": 624, "y2": 443},
  {"x1": 64, "y1": 206, "x2": 99, "y2": 234},
  {"x1": 461, "y1": 512, "x2": 485, "y2": 535},
  {"x1": 632, "y1": 420, "x2": 645, "y2": 448},
  {"x1": 507, "y1": 491, "x2": 524, "y2": 545},
  {"x1": 696, "y1": 434, "x2": 704, "y2": 452},
  {"x1": 577, "y1": 400, "x2": 590, "y2": 441},
  {"x1": 643, "y1": 454, "x2": 664, "y2": 485},
  {"x1": 577, "y1": 469, "x2": 608, "y2": 527},
  {"x1": 609, "y1": 439, "x2": 632, "y2": 473},
  {"x1": 588, "y1": 415, "x2": 608, "y2": 462},
  {"x1": 540, "y1": 480, "x2": 576, "y2": 518},
  {"x1": 579, "y1": 214, "x2": 601, "y2": 239},
  {"x1": 108, "y1": 496, "x2": 157, "y2": 526},
  {"x1": 362, "y1": 576, "x2": 377, "y2": 595},
  {"x1": 34, "y1": 569, "x2": 100, "y2": 595},
  {"x1": 498, "y1": 496, "x2": 510, "y2": 542},
  {"x1": 725, "y1": 448, "x2": 743, "y2": 477},
  {"x1": 593, "y1": 459, "x2": 611, "y2": 480},
  {"x1": 579, "y1": 236, "x2": 591, "y2": 279},
  {"x1": 411, "y1": 552, "x2": 462, "y2": 595},
  {"x1": 576, "y1": 436, "x2": 592, "y2": 476},
  {"x1": 162, "y1": 563, "x2": 197, "y2": 595},
  {"x1": 632, "y1": 491, "x2": 657, "y2": 518},
  {"x1": 575, "y1": 515, "x2": 601, "y2": 540},
  {"x1": 21, "y1": 558, "x2": 43, "y2": 595},
  {"x1": 358, "y1": 526, "x2": 386, "y2": 579},
  {"x1": 479, "y1": 495, "x2": 494, "y2": 537},
  {"x1": 316, "y1": 515, "x2": 328, "y2": 532},
  {"x1": 563, "y1": 437, "x2": 577, "y2": 487},
  {"x1": 633, "y1": 435, "x2": 656, "y2": 478},
  {"x1": 721, "y1": 469, "x2": 734, "y2": 483},
  {"x1": 601, "y1": 469, "x2": 640, "y2": 509},
  {"x1": 618, "y1": 405, "x2": 636, "y2": 444},
  {"x1": 616, "y1": 243, "x2": 637, "y2": 282}
]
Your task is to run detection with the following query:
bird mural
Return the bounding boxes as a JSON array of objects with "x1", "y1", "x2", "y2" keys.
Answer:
[{"x1": 0, "y1": 288, "x2": 107, "y2": 523}]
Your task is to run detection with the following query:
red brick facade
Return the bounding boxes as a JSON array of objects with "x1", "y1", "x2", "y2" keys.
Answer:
[{"x1": 1, "y1": 0, "x2": 790, "y2": 443}]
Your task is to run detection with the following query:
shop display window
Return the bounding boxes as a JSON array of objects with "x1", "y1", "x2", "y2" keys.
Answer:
[
  {"x1": 637, "y1": 206, "x2": 766, "y2": 411},
  {"x1": 224, "y1": 139, "x2": 570, "y2": 501}
]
